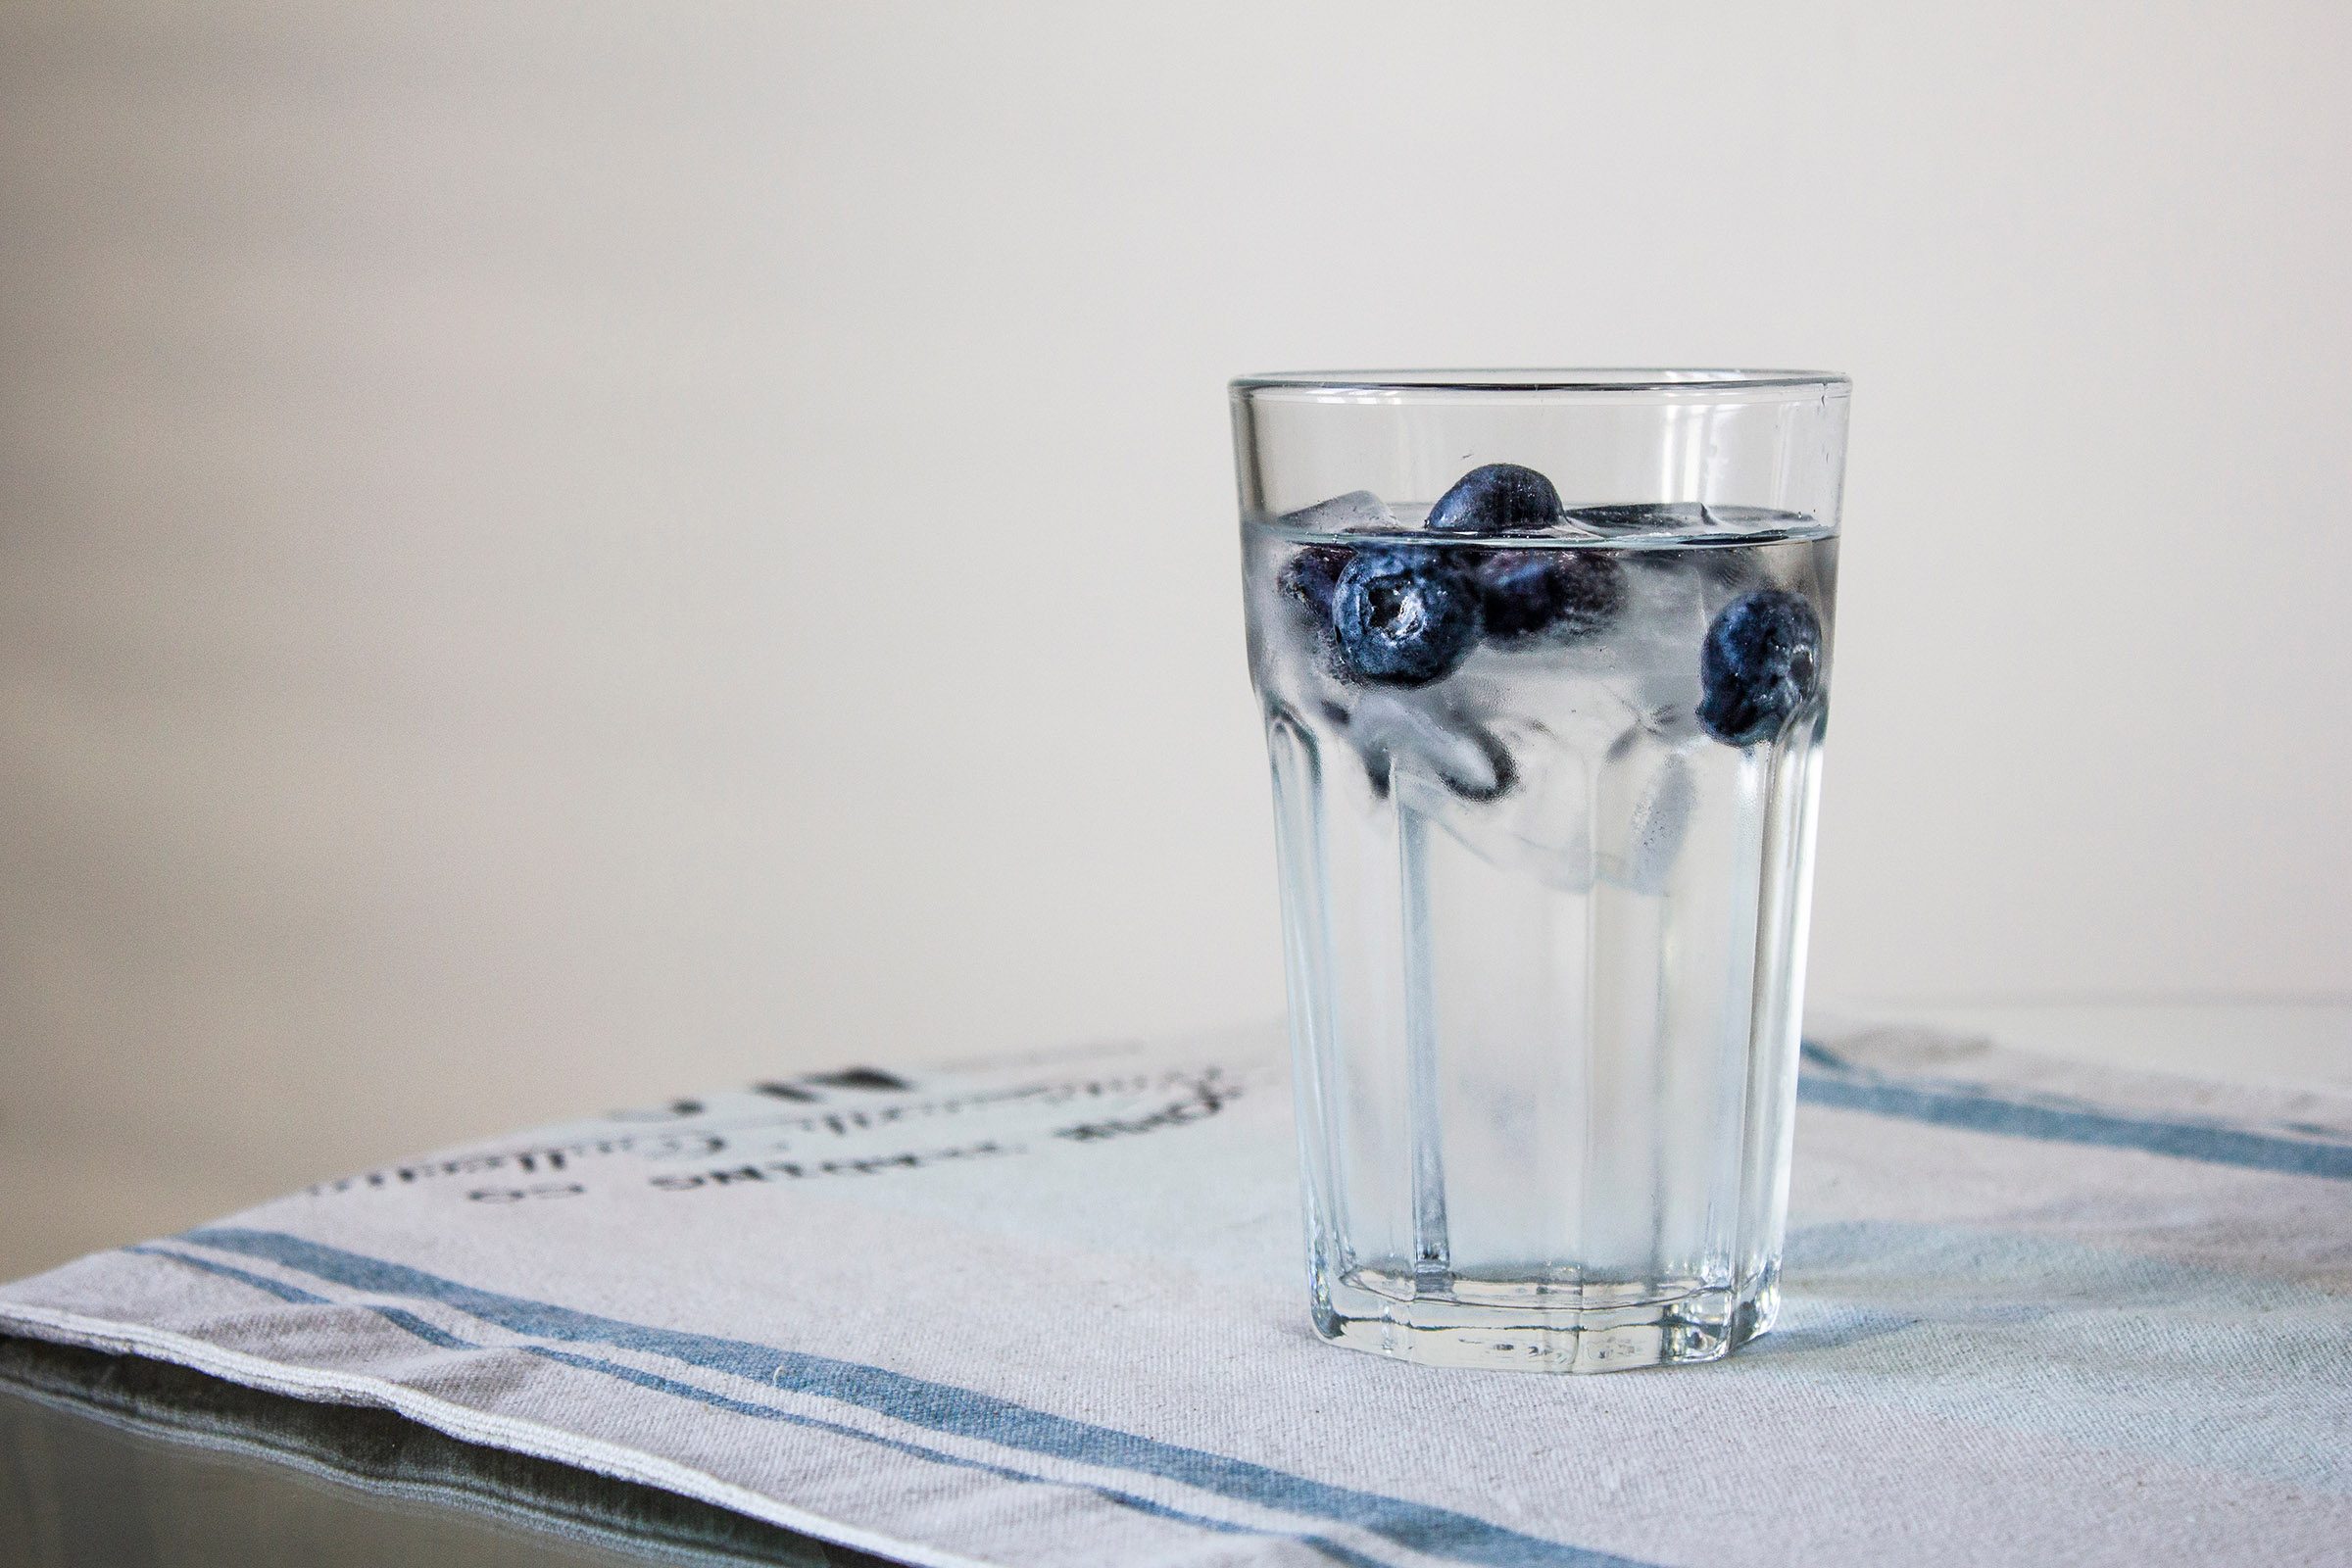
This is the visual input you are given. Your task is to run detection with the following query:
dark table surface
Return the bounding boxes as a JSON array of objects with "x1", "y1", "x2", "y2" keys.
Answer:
[{"x1": 0, "y1": 1336, "x2": 904, "y2": 1567}]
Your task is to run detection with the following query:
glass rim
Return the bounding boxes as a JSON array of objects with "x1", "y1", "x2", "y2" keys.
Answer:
[{"x1": 1230, "y1": 368, "x2": 1849, "y2": 397}]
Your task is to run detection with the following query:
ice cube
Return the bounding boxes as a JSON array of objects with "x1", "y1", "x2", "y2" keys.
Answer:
[
  {"x1": 1595, "y1": 729, "x2": 1696, "y2": 894},
  {"x1": 1604, "y1": 556, "x2": 1711, "y2": 727},
  {"x1": 1277, "y1": 489, "x2": 1397, "y2": 536},
  {"x1": 1348, "y1": 690, "x2": 1513, "y2": 801},
  {"x1": 1486, "y1": 717, "x2": 1599, "y2": 892},
  {"x1": 1354, "y1": 694, "x2": 1598, "y2": 894}
]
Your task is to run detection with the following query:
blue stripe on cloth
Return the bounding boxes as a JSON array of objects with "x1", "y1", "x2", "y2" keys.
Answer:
[
  {"x1": 368, "y1": 1304, "x2": 474, "y2": 1348},
  {"x1": 131, "y1": 1246, "x2": 478, "y2": 1348},
  {"x1": 519, "y1": 1345, "x2": 1394, "y2": 1568},
  {"x1": 1796, "y1": 1042, "x2": 2352, "y2": 1180},
  {"x1": 125, "y1": 1245, "x2": 328, "y2": 1303},
  {"x1": 179, "y1": 1228, "x2": 1642, "y2": 1568},
  {"x1": 126, "y1": 1242, "x2": 1385, "y2": 1567}
]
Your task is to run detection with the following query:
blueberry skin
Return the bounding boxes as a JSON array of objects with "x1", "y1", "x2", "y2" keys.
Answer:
[
  {"x1": 1278, "y1": 545, "x2": 1352, "y2": 617},
  {"x1": 1568, "y1": 502, "x2": 1803, "y2": 536},
  {"x1": 1330, "y1": 549, "x2": 1482, "y2": 686},
  {"x1": 1697, "y1": 589, "x2": 1824, "y2": 745},
  {"x1": 1426, "y1": 464, "x2": 1562, "y2": 535},
  {"x1": 1472, "y1": 549, "x2": 1626, "y2": 643},
  {"x1": 1568, "y1": 502, "x2": 1716, "y2": 535}
]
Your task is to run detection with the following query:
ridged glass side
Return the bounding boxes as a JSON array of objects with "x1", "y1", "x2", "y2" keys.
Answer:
[{"x1": 1247, "y1": 522, "x2": 1836, "y2": 1372}]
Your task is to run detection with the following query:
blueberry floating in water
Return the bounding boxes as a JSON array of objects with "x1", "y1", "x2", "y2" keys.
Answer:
[
  {"x1": 1568, "y1": 502, "x2": 1719, "y2": 535},
  {"x1": 1278, "y1": 545, "x2": 1352, "y2": 617},
  {"x1": 1697, "y1": 589, "x2": 1823, "y2": 745},
  {"x1": 1331, "y1": 548, "x2": 1482, "y2": 686},
  {"x1": 1567, "y1": 502, "x2": 1814, "y2": 538},
  {"x1": 1426, "y1": 464, "x2": 1563, "y2": 535},
  {"x1": 1472, "y1": 549, "x2": 1626, "y2": 643}
]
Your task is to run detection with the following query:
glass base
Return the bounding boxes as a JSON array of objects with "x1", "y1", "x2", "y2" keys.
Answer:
[{"x1": 1311, "y1": 1265, "x2": 1778, "y2": 1374}]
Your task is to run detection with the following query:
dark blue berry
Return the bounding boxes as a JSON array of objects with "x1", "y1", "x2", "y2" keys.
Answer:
[
  {"x1": 1568, "y1": 502, "x2": 1716, "y2": 535},
  {"x1": 1331, "y1": 549, "x2": 1481, "y2": 686},
  {"x1": 1426, "y1": 464, "x2": 1562, "y2": 535},
  {"x1": 1472, "y1": 549, "x2": 1626, "y2": 643},
  {"x1": 1697, "y1": 590, "x2": 1823, "y2": 745},
  {"x1": 1278, "y1": 545, "x2": 1352, "y2": 617},
  {"x1": 1630, "y1": 544, "x2": 1763, "y2": 598},
  {"x1": 1567, "y1": 502, "x2": 1806, "y2": 536}
]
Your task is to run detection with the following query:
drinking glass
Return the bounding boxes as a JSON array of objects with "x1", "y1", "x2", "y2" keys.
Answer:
[{"x1": 1233, "y1": 369, "x2": 1849, "y2": 1371}]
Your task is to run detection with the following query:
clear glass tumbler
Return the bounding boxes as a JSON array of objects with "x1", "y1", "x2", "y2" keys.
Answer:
[{"x1": 1234, "y1": 370, "x2": 1849, "y2": 1372}]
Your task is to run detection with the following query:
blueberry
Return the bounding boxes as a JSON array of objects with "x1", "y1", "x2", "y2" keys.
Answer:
[
  {"x1": 1567, "y1": 502, "x2": 1717, "y2": 535},
  {"x1": 1331, "y1": 549, "x2": 1482, "y2": 686},
  {"x1": 1567, "y1": 502, "x2": 1808, "y2": 537},
  {"x1": 1278, "y1": 545, "x2": 1352, "y2": 617},
  {"x1": 1471, "y1": 549, "x2": 1626, "y2": 643},
  {"x1": 1426, "y1": 464, "x2": 1562, "y2": 535},
  {"x1": 1697, "y1": 590, "x2": 1823, "y2": 746}
]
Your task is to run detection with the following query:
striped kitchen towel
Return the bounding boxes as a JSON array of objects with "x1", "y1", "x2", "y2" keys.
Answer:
[{"x1": 2, "y1": 1022, "x2": 2347, "y2": 1567}]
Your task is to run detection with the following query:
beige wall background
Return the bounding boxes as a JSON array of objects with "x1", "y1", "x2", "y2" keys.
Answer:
[{"x1": 4, "y1": 1, "x2": 2348, "y2": 1274}]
